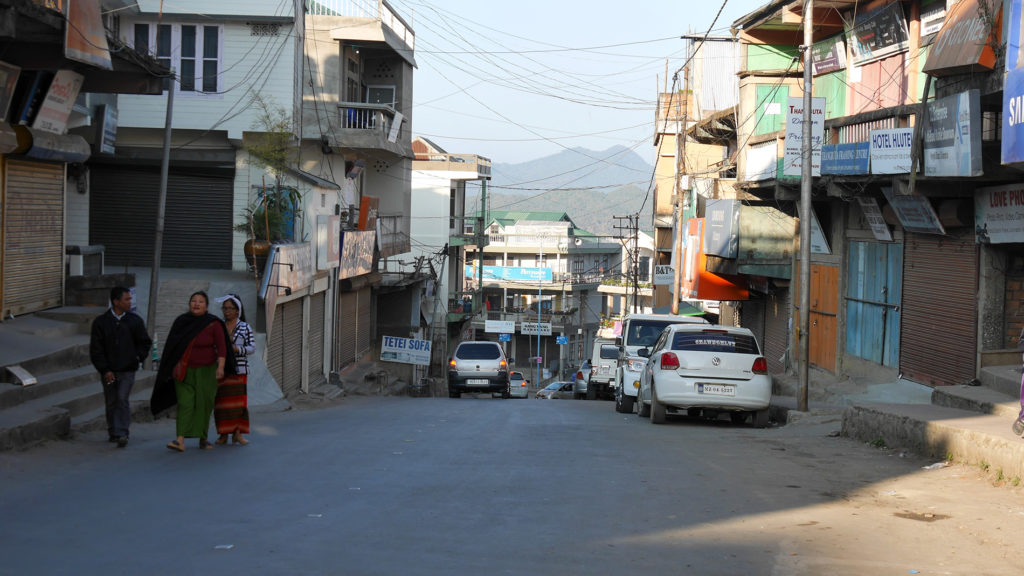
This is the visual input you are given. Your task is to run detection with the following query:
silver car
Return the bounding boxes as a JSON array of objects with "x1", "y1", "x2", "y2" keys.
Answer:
[
  {"x1": 509, "y1": 371, "x2": 530, "y2": 398},
  {"x1": 535, "y1": 381, "x2": 574, "y2": 399},
  {"x1": 447, "y1": 341, "x2": 510, "y2": 399}
]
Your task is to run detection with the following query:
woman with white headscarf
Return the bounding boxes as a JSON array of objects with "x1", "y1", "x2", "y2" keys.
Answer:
[{"x1": 214, "y1": 293, "x2": 255, "y2": 445}]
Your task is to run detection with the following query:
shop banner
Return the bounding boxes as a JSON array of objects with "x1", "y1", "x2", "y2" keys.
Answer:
[
  {"x1": 882, "y1": 187, "x2": 946, "y2": 235},
  {"x1": 974, "y1": 184, "x2": 1024, "y2": 244},
  {"x1": 870, "y1": 128, "x2": 914, "y2": 174},
  {"x1": 783, "y1": 97, "x2": 825, "y2": 177},
  {"x1": 846, "y1": 2, "x2": 910, "y2": 66},
  {"x1": 380, "y1": 336, "x2": 432, "y2": 366},
  {"x1": 811, "y1": 35, "x2": 847, "y2": 75},
  {"x1": 822, "y1": 142, "x2": 870, "y2": 175},
  {"x1": 923, "y1": 90, "x2": 982, "y2": 177}
]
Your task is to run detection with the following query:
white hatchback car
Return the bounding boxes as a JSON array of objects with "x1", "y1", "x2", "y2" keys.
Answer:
[{"x1": 636, "y1": 324, "x2": 771, "y2": 427}]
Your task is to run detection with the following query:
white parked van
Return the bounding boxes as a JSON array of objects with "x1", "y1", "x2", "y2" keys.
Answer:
[
  {"x1": 586, "y1": 338, "x2": 618, "y2": 400},
  {"x1": 613, "y1": 313, "x2": 709, "y2": 413}
]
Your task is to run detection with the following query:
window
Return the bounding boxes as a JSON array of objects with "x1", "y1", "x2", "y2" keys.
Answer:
[
  {"x1": 132, "y1": 22, "x2": 221, "y2": 94},
  {"x1": 366, "y1": 85, "x2": 395, "y2": 107},
  {"x1": 449, "y1": 188, "x2": 456, "y2": 229},
  {"x1": 572, "y1": 256, "x2": 583, "y2": 275}
]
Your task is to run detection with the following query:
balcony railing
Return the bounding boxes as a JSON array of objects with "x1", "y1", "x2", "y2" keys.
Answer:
[
  {"x1": 338, "y1": 102, "x2": 403, "y2": 138},
  {"x1": 378, "y1": 213, "x2": 408, "y2": 257},
  {"x1": 306, "y1": 0, "x2": 415, "y2": 50},
  {"x1": 412, "y1": 153, "x2": 491, "y2": 176}
]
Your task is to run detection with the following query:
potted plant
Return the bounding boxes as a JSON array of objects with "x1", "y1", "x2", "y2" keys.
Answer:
[{"x1": 236, "y1": 94, "x2": 303, "y2": 274}]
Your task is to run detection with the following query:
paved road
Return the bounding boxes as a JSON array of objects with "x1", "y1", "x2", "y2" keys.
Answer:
[{"x1": 3, "y1": 396, "x2": 1024, "y2": 575}]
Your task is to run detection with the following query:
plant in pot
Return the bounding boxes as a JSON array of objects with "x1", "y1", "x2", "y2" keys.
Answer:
[{"x1": 236, "y1": 94, "x2": 303, "y2": 275}]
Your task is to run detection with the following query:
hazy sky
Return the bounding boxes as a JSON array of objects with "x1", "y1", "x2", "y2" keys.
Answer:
[{"x1": 390, "y1": 0, "x2": 770, "y2": 166}]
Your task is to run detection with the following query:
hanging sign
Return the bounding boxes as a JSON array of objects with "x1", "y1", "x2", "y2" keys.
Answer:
[{"x1": 783, "y1": 97, "x2": 825, "y2": 177}]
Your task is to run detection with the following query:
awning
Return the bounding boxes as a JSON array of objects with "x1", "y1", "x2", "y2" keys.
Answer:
[{"x1": 651, "y1": 303, "x2": 705, "y2": 316}]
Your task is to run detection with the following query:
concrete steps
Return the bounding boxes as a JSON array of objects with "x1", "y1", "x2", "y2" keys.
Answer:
[{"x1": 837, "y1": 363, "x2": 1024, "y2": 481}]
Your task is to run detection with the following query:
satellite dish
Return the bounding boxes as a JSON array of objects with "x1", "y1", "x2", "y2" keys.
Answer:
[{"x1": 574, "y1": 237, "x2": 582, "y2": 246}]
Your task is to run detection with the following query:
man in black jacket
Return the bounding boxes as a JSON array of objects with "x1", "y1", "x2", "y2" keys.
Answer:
[{"x1": 89, "y1": 286, "x2": 152, "y2": 448}]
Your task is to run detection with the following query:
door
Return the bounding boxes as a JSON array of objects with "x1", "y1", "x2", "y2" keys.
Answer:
[
  {"x1": 794, "y1": 262, "x2": 838, "y2": 371},
  {"x1": 846, "y1": 241, "x2": 902, "y2": 367}
]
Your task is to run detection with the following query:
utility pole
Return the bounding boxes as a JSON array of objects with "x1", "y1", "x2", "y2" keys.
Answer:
[
  {"x1": 672, "y1": 67, "x2": 689, "y2": 315},
  {"x1": 797, "y1": 0, "x2": 814, "y2": 412},
  {"x1": 146, "y1": 75, "x2": 175, "y2": 369}
]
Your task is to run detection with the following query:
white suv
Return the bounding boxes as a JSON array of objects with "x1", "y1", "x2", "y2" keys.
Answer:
[
  {"x1": 447, "y1": 341, "x2": 510, "y2": 398},
  {"x1": 613, "y1": 314, "x2": 708, "y2": 413}
]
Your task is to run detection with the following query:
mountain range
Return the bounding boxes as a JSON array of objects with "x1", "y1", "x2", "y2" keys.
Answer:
[{"x1": 469, "y1": 145, "x2": 655, "y2": 236}]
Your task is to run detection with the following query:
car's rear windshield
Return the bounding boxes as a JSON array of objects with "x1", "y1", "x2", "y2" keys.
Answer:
[
  {"x1": 671, "y1": 332, "x2": 760, "y2": 354},
  {"x1": 456, "y1": 343, "x2": 502, "y2": 360},
  {"x1": 625, "y1": 320, "x2": 676, "y2": 347},
  {"x1": 599, "y1": 345, "x2": 618, "y2": 359}
]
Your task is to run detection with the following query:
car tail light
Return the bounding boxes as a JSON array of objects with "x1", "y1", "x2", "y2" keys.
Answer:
[
  {"x1": 449, "y1": 359, "x2": 456, "y2": 369},
  {"x1": 499, "y1": 359, "x2": 507, "y2": 370},
  {"x1": 752, "y1": 357, "x2": 768, "y2": 374},
  {"x1": 660, "y1": 352, "x2": 679, "y2": 370},
  {"x1": 576, "y1": 371, "x2": 583, "y2": 380}
]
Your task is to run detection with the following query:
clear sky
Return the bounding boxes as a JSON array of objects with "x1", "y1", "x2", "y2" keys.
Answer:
[{"x1": 389, "y1": 0, "x2": 770, "y2": 166}]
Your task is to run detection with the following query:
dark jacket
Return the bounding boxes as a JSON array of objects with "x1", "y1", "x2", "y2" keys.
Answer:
[{"x1": 90, "y1": 310, "x2": 152, "y2": 375}]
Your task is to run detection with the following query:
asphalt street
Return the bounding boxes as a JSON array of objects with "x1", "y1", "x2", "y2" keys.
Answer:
[{"x1": 2, "y1": 396, "x2": 1024, "y2": 575}]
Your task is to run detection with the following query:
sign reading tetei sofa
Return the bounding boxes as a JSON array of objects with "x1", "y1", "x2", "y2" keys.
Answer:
[{"x1": 380, "y1": 336, "x2": 432, "y2": 366}]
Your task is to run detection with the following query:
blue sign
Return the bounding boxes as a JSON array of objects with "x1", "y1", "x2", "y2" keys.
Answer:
[
  {"x1": 498, "y1": 333, "x2": 511, "y2": 342},
  {"x1": 1005, "y1": 68, "x2": 1024, "y2": 164},
  {"x1": 556, "y1": 335, "x2": 568, "y2": 345},
  {"x1": 821, "y1": 142, "x2": 869, "y2": 175},
  {"x1": 465, "y1": 265, "x2": 553, "y2": 282}
]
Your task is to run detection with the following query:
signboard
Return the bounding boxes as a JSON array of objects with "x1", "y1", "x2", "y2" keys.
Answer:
[
  {"x1": 882, "y1": 187, "x2": 946, "y2": 235},
  {"x1": 339, "y1": 229, "x2": 375, "y2": 279},
  {"x1": 846, "y1": 2, "x2": 910, "y2": 66},
  {"x1": 923, "y1": 90, "x2": 982, "y2": 177},
  {"x1": 556, "y1": 335, "x2": 568, "y2": 345},
  {"x1": 869, "y1": 128, "x2": 914, "y2": 174},
  {"x1": 485, "y1": 320, "x2": 515, "y2": 333},
  {"x1": 856, "y1": 197, "x2": 894, "y2": 242},
  {"x1": 745, "y1": 140, "x2": 778, "y2": 181},
  {"x1": 653, "y1": 264, "x2": 674, "y2": 286},
  {"x1": 97, "y1": 104, "x2": 117, "y2": 155},
  {"x1": 275, "y1": 243, "x2": 313, "y2": 295},
  {"x1": 32, "y1": 70, "x2": 83, "y2": 134},
  {"x1": 1004, "y1": 68, "x2": 1024, "y2": 163},
  {"x1": 498, "y1": 333, "x2": 511, "y2": 342},
  {"x1": 922, "y1": 0, "x2": 1001, "y2": 76},
  {"x1": 465, "y1": 265, "x2": 553, "y2": 282},
  {"x1": 520, "y1": 322, "x2": 552, "y2": 336},
  {"x1": 783, "y1": 97, "x2": 825, "y2": 177},
  {"x1": 703, "y1": 199, "x2": 740, "y2": 258},
  {"x1": 316, "y1": 215, "x2": 340, "y2": 270},
  {"x1": 805, "y1": 206, "x2": 832, "y2": 255},
  {"x1": 921, "y1": 0, "x2": 949, "y2": 38},
  {"x1": 811, "y1": 35, "x2": 847, "y2": 75},
  {"x1": 821, "y1": 142, "x2": 870, "y2": 175},
  {"x1": 65, "y1": 0, "x2": 113, "y2": 70},
  {"x1": 974, "y1": 184, "x2": 1024, "y2": 244},
  {"x1": 357, "y1": 195, "x2": 379, "y2": 231},
  {"x1": 380, "y1": 336, "x2": 432, "y2": 366}
]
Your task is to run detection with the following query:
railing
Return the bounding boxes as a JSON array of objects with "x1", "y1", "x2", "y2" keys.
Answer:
[
  {"x1": 305, "y1": 0, "x2": 415, "y2": 50},
  {"x1": 338, "y1": 102, "x2": 402, "y2": 139},
  {"x1": 413, "y1": 153, "x2": 491, "y2": 176},
  {"x1": 378, "y1": 213, "x2": 408, "y2": 256}
]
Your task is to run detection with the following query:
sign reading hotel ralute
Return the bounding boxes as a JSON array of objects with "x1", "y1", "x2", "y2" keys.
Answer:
[{"x1": 922, "y1": 0, "x2": 1002, "y2": 76}]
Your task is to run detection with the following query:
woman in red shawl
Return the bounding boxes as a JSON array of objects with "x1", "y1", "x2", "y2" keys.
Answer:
[{"x1": 150, "y1": 291, "x2": 236, "y2": 452}]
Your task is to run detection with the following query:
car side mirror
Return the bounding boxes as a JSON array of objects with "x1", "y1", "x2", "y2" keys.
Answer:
[
  {"x1": 615, "y1": 337, "x2": 622, "y2": 346},
  {"x1": 637, "y1": 348, "x2": 651, "y2": 358}
]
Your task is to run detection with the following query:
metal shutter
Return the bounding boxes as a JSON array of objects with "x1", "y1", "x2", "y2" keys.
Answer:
[
  {"x1": 763, "y1": 288, "x2": 790, "y2": 374},
  {"x1": 336, "y1": 290, "x2": 357, "y2": 368},
  {"x1": 281, "y1": 299, "x2": 303, "y2": 396},
  {"x1": 900, "y1": 230, "x2": 977, "y2": 386},
  {"x1": 4, "y1": 159, "x2": 64, "y2": 316},
  {"x1": 267, "y1": 302, "x2": 285, "y2": 385},
  {"x1": 308, "y1": 291, "x2": 326, "y2": 387},
  {"x1": 356, "y1": 287, "x2": 372, "y2": 357},
  {"x1": 89, "y1": 166, "x2": 233, "y2": 268}
]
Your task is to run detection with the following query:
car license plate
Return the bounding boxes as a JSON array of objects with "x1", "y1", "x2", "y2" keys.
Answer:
[
  {"x1": 698, "y1": 383, "x2": 735, "y2": 396},
  {"x1": 467, "y1": 379, "x2": 488, "y2": 385}
]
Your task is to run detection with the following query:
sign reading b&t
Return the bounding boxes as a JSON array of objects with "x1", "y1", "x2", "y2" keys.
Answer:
[{"x1": 653, "y1": 265, "x2": 674, "y2": 285}]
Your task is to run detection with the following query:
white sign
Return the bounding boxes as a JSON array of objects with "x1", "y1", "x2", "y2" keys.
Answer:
[
  {"x1": 869, "y1": 128, "x2": 914, "y2": 174},
  {"x1": 653, "y1": 265, "x2": 674, "y2": 285},
  {"x1": 32, "y1": 70, "x2": 84, "y2": 135},
  {"x1": 806, "y1": 207, "x2": 832, "y2": 255},
  {"x1": 783, "y1": 97, "x2": 825, "y2": 177},
  {"x1": 485, "y1": 320, "x2": 515, "y2": 333},
  {"x1": 520, "y1": 322, "x2": 552, "y2": 336},
  {"x1": 856, "y1": 197, "x2": 894, "y2": 242},
  {"x1": 380, "y1": 335, "x2": 432, "y2": 366},
  {"x1": 975, "y1": 184, "x2": 1024, "y2": 244}
]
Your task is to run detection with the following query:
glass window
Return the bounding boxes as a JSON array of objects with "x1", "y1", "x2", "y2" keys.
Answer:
[
  {"x1": 133, "y1": 22, "x2": 221, "y2": 95},
  {"x1": 671, "y1": 332, "x2": 760, "y2": 354}
]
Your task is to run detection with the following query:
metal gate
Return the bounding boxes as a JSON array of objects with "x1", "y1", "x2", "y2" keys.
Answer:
[
  {"x1": 764, "y1": 288, "x2": 790, "y2": 374},
  {"x1": 901, "y1": 230, "x2": 977, "y2": 386},
  {"x1": 267, "y1": 299, "x2": 304, "y2": 396},
  {"x1": 336, "y1": 291, "x2": 357, "y2": 368},
  {"x1": 356, "y1": 287, "x2": 372, "y2": 356},
  {"x1": 846, "y1": 240, "x2": 902, "y2": 367},
  {"x1": 308, "y1": 291, "x2": 326, "y2": 387},
  {"x1": 89, "y1": 166, "x2": 233, "y2": 268},
  {"x1": 3, "y1": 159, "x2": 64, "y2": 316}
]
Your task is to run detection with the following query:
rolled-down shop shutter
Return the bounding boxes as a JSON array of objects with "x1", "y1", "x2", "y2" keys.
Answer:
[
  {"x1": 764, "y1": 288, "x2": 790, "y2": 375},
  {"x1": 356, "y1": 287, "x2": 372, "y2": 357},
  {"x1": 308, "y1": 291, "x2": 326, "y2": 387},
  {"x1": 267, "y1": 299, "x2": 304, "y2": 396},
  {"x1": 900, "y1": 230, "x2": 978, "y2": 386},
  {"x1": 4, "y1": 159, "x2": 64, "y2": 316},
  {"x1": 336, "y1": 291, "x2": 357, "y2": 368},
  {"x1": 89, "y1": 166, "x2": 233, "y2": 268}
]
